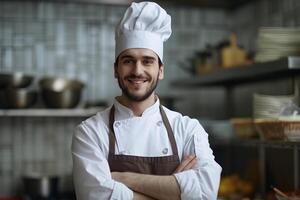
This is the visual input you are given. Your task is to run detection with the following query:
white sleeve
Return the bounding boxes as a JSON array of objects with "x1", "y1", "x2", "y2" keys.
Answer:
[
  {"x1": 174, "y1": 120, "x2": 222, "y2": 200},
  {"x1": 71, "y1": 123, "x2": 134, "y2": 200}
]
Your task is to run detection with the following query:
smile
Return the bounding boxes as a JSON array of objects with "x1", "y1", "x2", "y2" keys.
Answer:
[{"x1": 128, "y1": 78, "x2": 147, "y2": 84}]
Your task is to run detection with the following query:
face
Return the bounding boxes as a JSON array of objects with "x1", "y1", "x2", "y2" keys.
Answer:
[{"x1": 114, "y1": 48, "x2": 164, "y2": 102}]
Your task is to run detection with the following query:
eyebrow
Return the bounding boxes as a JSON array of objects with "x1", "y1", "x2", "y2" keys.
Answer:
[
  {"x1": 119, "y1": 54, "x2": 157, "y2": 61},
  {"x1": 143, "y1": 56, "x2": 156, "y2": 61},
  {"x1": 119, "y1": 55, "x2": 134, "y2": 60}
]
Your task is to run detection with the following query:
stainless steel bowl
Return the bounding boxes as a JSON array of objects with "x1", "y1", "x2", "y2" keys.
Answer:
[
  {"x1": 39, "y1": 77, "x2": 85, "y2": 108},
  {"x1": 41, "y1": 89, "x2": 83, "y2": 108},
  {"x1": 0, "y1": 72, "x2": 34, "y2": 89},
  {"x1": 0, "y1": 88, "x2": 37, "y2": 109}
]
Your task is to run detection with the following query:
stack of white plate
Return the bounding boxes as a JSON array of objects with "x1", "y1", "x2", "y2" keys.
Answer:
[
  {"x1": 255, "y1": 27, "x2": 300, "y2": 62},
  {"x1": 253, "y1": 93, "x2": 297, "y2": 119}
]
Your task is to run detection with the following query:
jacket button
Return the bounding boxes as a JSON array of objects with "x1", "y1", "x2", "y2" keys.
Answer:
[
  {"x1": 156, "y1": 121, "x2": 163, "y2": 126},
  {"x1": 162, "y1": 148, "x2": 168, "y2": 154},
  {"x1": 115, "y1": 122, "x2": 121, "y2": 127}
]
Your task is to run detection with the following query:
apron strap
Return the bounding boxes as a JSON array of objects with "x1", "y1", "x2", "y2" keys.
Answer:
[
  {"x1": 109, "y1": 105, "x2": 116, "y2": 154},
  {"x1": 159, "y1": 105, "x2": 179, "y2": 156},
  {"x1": 108, "y1": 104, "x2": 179, "y2": 156}
]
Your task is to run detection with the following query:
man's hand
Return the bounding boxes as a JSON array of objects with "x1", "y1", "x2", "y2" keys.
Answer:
[{"x1": 173, "y1": 155, "x2": 197, "y2": 173}]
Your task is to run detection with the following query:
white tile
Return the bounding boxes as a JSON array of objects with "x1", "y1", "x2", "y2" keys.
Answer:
[
  {"x1": 56, "y1": 21, "x2": 66, "y2": 57},
  {"x1": 43, "y1": 2, "x2": 55, "y2": 19},
  {"x1": 34, "y1": 43, "x2": 45, "y2": 74},
  {"x1": 2, "y1": 1, "x2": 19, "y2": 18},
  {"x1": 3, "y1": 47, "x2": 13, "y2": 70},
  {"x1": 64, "y1": 2, "x2": 81, "y2": 19},
  {"x1": 36, "y1": 2, "x2": 45, "y2": 20},
  {"x1": 24, "y1": 48, "x2": 33, "y2": 72},
  {"x1": 77, "y1": 23, "x2": 88, "y2": 54},
  {"x1": 189, "y1": 9, "x2": 204, "y2": 28},
  {"x1": 54, "y1": 2, "x2": 66, "y2": 20},
  {"x1": 23, "y1": 1, "x2": 35, "y2": 19},
  {"x1": 203, "y1": 9, "x2": 226, "y2": 25}
]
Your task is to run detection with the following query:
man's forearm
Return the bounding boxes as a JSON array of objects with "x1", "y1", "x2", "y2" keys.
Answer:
[
  {"x1": 113, "y1": 172, "x2": 181, "y2": 200},
  {"x1": 134, "y1": 192, "x2": 157, "y2": 200}
]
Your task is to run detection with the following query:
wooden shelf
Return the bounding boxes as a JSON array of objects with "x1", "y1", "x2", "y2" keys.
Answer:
[
  {"x1": 0, "y1": 107, "x2": 104, "y2": 117},
  {"x1": 171, "y1": 56, "x2": 300, "y2": 87}
]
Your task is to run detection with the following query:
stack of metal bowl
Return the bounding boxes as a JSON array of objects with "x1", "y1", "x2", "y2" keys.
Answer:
[
  {"x1": 0, "y1": 73, "x2": 37, "y2": 109},
  {"x1": 39, "y1": 77, "x2": 85, "y2": 108}
]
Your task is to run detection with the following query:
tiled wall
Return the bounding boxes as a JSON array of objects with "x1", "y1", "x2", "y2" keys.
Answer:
[{"x1": 1, "y1": 0, "x2": 300, "y2": 196}]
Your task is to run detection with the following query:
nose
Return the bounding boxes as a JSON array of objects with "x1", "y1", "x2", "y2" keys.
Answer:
[{"x1": 132, "y1": 61, "x2": 143, "y2": 75}]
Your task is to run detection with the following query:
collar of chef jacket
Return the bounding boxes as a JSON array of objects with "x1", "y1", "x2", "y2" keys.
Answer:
[{"x1": 113, "y1": 97, "x2": 161, "y2": 120}]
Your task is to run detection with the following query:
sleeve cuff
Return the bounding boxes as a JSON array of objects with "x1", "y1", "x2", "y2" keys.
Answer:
[
  {"x1": 174, "y1": 170, "x2": 202, "y2": 200},
  {"x1": 110, "y1": 181, "x2": 134, "y2": 200}
]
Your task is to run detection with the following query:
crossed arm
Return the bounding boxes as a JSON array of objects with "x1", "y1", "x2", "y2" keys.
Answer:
[{"x1": 112, "y1": 155, "x2": 197, "y2": 200}]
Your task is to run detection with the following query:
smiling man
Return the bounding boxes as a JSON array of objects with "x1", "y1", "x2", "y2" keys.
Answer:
[
  {"x1": 115, "y1": 48, "x2": 163, "y2": 104},
  {"x1": 71, "y1": 2, "x2": 222, "y2": 200}
]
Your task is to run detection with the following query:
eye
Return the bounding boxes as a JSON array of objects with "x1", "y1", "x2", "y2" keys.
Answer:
[
  {"x1": 143, "y1": 59, "x2": 154, "y2": 66},
  {"x1": 122, "y1": 59, "x2": 134, "y2": 64}
]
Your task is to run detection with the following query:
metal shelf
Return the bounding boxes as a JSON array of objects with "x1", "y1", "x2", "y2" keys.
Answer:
[
  {"x1": 0, "y1": 107, "x2": 105, "y2": 117},
  {"x1": 212, "y1": 138, "x2": 300, "y2": 149},
  {"x1": 172, "y1": 56, "x2": 300, "y2": 87}
]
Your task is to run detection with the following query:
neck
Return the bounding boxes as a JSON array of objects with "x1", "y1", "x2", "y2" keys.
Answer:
[{"x1": 116, "y1": 94, "x2": 156, "y2": 116}]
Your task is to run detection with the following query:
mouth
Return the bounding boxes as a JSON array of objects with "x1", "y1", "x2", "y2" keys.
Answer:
[{"x1": 127, "y1": 78, "x2": 148, "y2": 85}]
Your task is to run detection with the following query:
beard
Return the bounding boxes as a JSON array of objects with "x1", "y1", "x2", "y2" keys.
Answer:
[{"x1": 117, "y1": 73, "x2": 159, "y2": 102}]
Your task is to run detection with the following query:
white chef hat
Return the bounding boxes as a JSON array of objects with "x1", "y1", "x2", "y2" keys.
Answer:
[{"x1": 115, "y1": 1, "x2": 172, "y2": 62}]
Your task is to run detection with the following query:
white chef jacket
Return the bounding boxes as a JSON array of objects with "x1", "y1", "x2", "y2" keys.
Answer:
[{"x1": 72, "y1": 98, "x2": 222, "y2": 200}]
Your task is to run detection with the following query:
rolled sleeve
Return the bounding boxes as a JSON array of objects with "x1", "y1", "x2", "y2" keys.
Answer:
[
  {"x1": 174, "y1": 170, "x2": 201, "y2": 200},
  {"x1": 110, "y1": 181, "x2": 134, "y2": 200},
  {"x1": 174, "y1": 161, "x2": 222, "y2": 200}
]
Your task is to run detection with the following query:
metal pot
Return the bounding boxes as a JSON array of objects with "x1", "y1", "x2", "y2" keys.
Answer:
[
  {"x1": 23, "y1": 175, "x2": 59, "y2": 199},
  {"x1": 39, "y1": 77, "x2": 85, "y2": 108},
  {"x1": 0, "y1": 88, "x2": 37, "y2": 109},
  {"x1": 0, "y1": 73, "x2": 34, "y2": 89}
]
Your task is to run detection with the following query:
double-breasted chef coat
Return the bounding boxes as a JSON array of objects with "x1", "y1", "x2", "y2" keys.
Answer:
[{"x1": 72, "y1": 98, "x2": 222, "y2": 200}]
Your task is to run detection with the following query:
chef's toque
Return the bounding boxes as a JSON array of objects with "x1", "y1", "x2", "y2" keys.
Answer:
[{"x1": 115, "y1": 1, "x2": 171, "y2": 62}]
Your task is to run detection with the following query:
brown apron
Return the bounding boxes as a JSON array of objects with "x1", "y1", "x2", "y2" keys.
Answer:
[{"x1": 108, "y1": 105, "x2": 180, "y2": 175}]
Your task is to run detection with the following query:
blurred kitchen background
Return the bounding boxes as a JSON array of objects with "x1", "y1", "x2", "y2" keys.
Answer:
[{"x1": 1, "y1": 0, "x2": 300, "y2": 199}]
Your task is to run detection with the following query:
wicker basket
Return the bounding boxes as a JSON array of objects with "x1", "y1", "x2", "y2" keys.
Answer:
[
  {"x1": 230, "y1": 118, "x2": 258, "y2": 138},
  {"x1": 254, "y1": 118, "x2": 300, "y2": 141}
]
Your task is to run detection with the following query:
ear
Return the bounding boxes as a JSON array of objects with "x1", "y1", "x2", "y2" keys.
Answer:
[
  {"x1": 114, "y1": 63, "x2": 118, "y2": 78},
  {"x1": 158, "y1": 64, "x2": 164, "y2": 80}
]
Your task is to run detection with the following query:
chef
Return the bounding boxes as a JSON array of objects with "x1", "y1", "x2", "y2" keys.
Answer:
[{"x1": 71, "y1": 1, "x2": 222, "y2": 200}]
